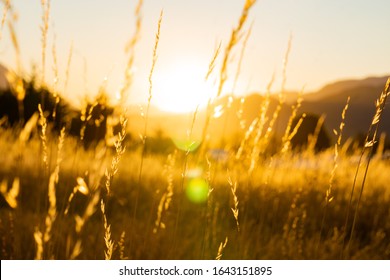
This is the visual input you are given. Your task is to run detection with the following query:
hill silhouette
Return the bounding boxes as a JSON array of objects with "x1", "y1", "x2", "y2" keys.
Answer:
[
  {"x1": 1, "y1": 61, "x2": 388, "y2": 150},
  {"x1": 135, "y1": 75, "x2": 390, "y2": 148},
  {"x1": 300, "y1": 76, "x2": 390, "y2": 141}
]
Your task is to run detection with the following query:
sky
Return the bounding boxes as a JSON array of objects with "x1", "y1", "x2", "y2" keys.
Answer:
[{"x1": 1, "y1": 0, "x2": 390, "y2": 112}]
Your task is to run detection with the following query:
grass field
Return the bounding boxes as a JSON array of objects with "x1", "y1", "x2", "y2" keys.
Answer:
[
  {"x1": 0, "y1": 0, "x2": 390, "y2": 260},
  {"x1": 1, "y1": 120, "x2": 390, "y2": 259}
]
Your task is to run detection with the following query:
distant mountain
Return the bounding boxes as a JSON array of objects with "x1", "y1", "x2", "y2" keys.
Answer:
[
  {"x1": 304, "y1": 76, "x2": 389, "y2": 102},
  {"x1": 300, "y1": 75, "x2": 390, "y2": 140},
  {"x1": 127, "y1": 75, "x2": 390, "y2": 147}
]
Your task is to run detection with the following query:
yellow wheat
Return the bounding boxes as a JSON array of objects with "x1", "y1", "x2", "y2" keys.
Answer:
[
  {"x1": 0, "y1": 0, "x2": 10, "y2": 40},
  {"x1": 215, "y1": 237, "x2": 228, "y2": 260},
  {"x1": 40, "y1": 0, "x2": 50, "y2": 85},
  {"x1": 101, "y1": 199, "x2": 114, "y2": 260}
]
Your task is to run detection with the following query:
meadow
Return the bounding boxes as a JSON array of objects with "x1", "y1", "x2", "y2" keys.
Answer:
[{"x1": 1, "y1": 0, "x2": 390, "y2": 260}]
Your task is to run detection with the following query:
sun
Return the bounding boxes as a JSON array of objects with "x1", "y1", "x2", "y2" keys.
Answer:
[{"x1": 153, "y1": 59, "x2": 215, "y2": 114}]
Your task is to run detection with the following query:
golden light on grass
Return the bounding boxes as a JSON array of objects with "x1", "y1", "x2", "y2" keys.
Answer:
[
  {"x1": 1, "y1": 0, "x2": 390, "y2": 261},
  {"x1": 0, "y1": 0, "x2": 10, "y2": 40},
  {"x1": 215, "y1": 237, "x2": 228, "y2": 260},
  {"x1": 101, "y1": 199, "x2": 114, "y2": 260},
  {"x1": 0, "y1": 177, "x2": 19, "y2": 209}
]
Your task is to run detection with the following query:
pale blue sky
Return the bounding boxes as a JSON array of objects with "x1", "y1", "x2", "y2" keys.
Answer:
[{"x1": 1, "y1": 0, "x2": 390, "y2": 110}]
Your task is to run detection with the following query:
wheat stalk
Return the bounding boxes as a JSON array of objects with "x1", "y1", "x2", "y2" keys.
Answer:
[
  {"x1": 217, "y1": 0, "x2": 256, "y2": 99},
  {"x1": 51, "y1": 33, "x2": 60, "y2": 118},
  {"x1": 306, "y1": 115, "x2": 326, "y2": 155},
  {"x1": 0, "y1": 0, "x2": 10, "y2": 40},
  {"x1": 344, "y1": 78, "x2": 390, "y2": 257},
  {"x1": 119, "y1": 0, "x2": 143, "y2": 103},
  {"x1": 118, "y1": 231, "x2": 128, "y2": 260},
  {"x1": 281, "y1": 90, "x2": 304, "y2": 153},
  {"x1": 248, "y1": 92, "x2": 272, "y2": 174},
  {"x1": 215, "y1": 237, "x2": 228, "y2": 260},
  {"x1": 68, "y1": 240, "x2": 82, "y2": 260},
  {"x1": 154, "y1": 151, "x2": 176, "y2": 233},
  {"x1": 75, "y1": 190, "x2": 100, "y2": 234},
  {"x1": 201, "y1": 0, "x2": 257, "y2": 148},
  {"x1": 231, "y1": 23, "x2": 252, "y2": 95},
  {"x1": 228, "y1": 170, "x2": 240, "y2": 232},
  {"x1": 281, "y1": 113, "x2": 306, "y2": 155},
  {"x1": 0, "y1": 0, "x2": 11, "y2": 40},
  {"x1": 101, "y1": 199, "x2": 114, "y2": 260},
  {"x1": 201, "y1": 42, "x2": 223, "y2": 150},
  {"x1": 261, "y1": 35, "x2": 292, "y2": 152},
  {"x1": 327, "y1": 97, "x2": 350, "y2": 203},
  {"x1": 132, "y1": 11, "x2": 163, "y2": 250},
  {"x1": 317, "y1": 97, "x2": 350, "y2": 257},
  {"x1": 0, "y1": 178, "x2": 19, "y2": 209},
  {"x1": 63, "y1": 41, "x2": 73, "y2": 94},
  {"x1": 38, "y1": 104, "x2": 48, "y2": 171},
  {"x1": 105, "y1": 116, "x2": 127, "y2": 196},
  {"x1": 34, "y1": 128, "x2": 65, "y2": 259},
  {"x1": 34, "y1": 227, "x2": 43, "y2": 260},
  {"x1": 40, "y1": 0, "x2": 50, "y2": 88},
  {"x1": 138, "y1": 9, "x2": 163, "y2": 182},
  {"x1": 64, "y1": 177, "x2": 89, "y2": 216}
]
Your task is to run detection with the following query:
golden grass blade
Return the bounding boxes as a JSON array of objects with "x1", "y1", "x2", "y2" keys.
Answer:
[
  {"x1": 0, "y1": 0, "x2": 10, "y2": 40},
  {"x1": 40, "y1": 0, "x2": 51, "y2": 86},
  {"x1": 101, "y1": 199, "x2": 114, "y2": 260},
  {"x1": 344, "y1": 78, "x2": 390, "y2": 257},
  {"x1": 38, "y1": 103, "x2": 48, "y2": 171},
  {"x1": 1, "y1": 177, "x2": 20, "y2": 209},
  {"x1": 119, "y1": 0, "x2": 143, "y2": 103},
  {"x1": 215, "y1": 237, "x2": 228, "y2": 260}
]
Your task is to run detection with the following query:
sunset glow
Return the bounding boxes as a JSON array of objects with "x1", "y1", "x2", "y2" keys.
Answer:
[
  {"x1": 153, "y1": 60, "x2": 215, "y2": 113},
  {"x1": 1, "y1": 0, "x2": 390, "y2": 264}
]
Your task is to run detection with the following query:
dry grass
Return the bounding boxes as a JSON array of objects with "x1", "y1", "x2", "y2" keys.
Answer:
[{"x1": 0, "y1": 0, "x2": 390, "y2": 261}]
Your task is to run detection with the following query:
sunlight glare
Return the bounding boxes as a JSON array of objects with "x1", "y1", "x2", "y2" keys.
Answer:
[{"x1": 153, "y1": 60, "x2": 215, "y2": 113}]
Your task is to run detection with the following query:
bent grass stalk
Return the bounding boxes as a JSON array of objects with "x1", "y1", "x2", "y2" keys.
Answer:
[
  {"x1": 105, "y1": 116, "x2": 127, "y2": 196},
  {"x1": 281, "y1": 89, "x2": 304, "y2": 154},
  {"x1": 261, "y1": 36, "x2": 292, "y2": 154},
  {"x1": 306, "y1": 115, "x2": 326, "y2": 155},
  {"x1": 281, "y1": 113, "x2": 306, "y2": 155},
  {"x1": 153, "y1": 151, "x2": 176, "y2": 233},
  {"x1": 201, "y1": 0, "x2": 257, "y2": 149},
  {"x1": 100, "y1": 199, "x2": 114, "y2": 260},
  {"x1": 0, "y1": 0, "x2": 10, "y2": 40},
  {"x1": 221, "y1": 24, "x2": 253, "y2": 145},
  {"x1": 138, "y1": 9, "x2": 163, "y2": 183},
  {"x1": 51, "y1": 33, "x2": 60, "y2": 118},
  {"x1": 131, "y1": 10, "x2": 163, "y2": 254},
  {"x1": 317, "y1": 97, "x2": 350, "y2": 256},
  {"x1": 248, "y1": 90, "x2": 271, "y2": 174},
  {"x1": 200, "y1": 42, "x2": 223, "y2": 153},
  {"x1": 228, "y1": 171, "x2": 240, "y2": 233},
  {"x1": 118, "y1": 231, "x2": 128, "y2": 260},
  {"x1": 217, "y1": 0, "x2": 257, "y2": 99},
  {"x1": 215, "y1": 237, "x2": 228, "y2": 260},
  {"x1": 344, "y1": 78, "x2": 390, "y2": 257},
  {"x1": 40, "y1": 0, "x2": 50, "y2": 88},
  {"x1": 38, "y1": 104, "x2": 49, "y2": 171},
  {"x1": 34, "y1": 127, "x2": 65, "y2": 259},
  {"x1": 119, "y1": 0, "x2": 143, "y2": 103},
  {"x1": 63, "y1": 41, "x2": 73, "y2": 95}
]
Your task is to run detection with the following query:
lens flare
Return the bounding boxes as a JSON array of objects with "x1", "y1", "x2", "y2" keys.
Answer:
[
  {"x1": 185, "y1": 178, "x2": 209, "y2": 203},
  {"x1": 173, "y1": 138, "x2": 201, "y2": 152}
]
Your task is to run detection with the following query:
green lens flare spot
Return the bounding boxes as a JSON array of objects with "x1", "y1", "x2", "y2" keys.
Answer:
[
  {"x1": 172, "y1": 139, "x2": 201, "y2": 152},
  {"x1": 185, "y1": 178, "x2": 209, "y2": 203}
]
